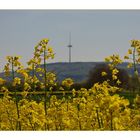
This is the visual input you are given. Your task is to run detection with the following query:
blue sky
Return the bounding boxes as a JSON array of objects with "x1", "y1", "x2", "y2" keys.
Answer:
[{"x1": 0, "y1": 10, "x2": 140, "y2": 71}]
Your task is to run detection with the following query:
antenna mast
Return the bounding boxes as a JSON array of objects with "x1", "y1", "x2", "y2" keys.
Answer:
[{"x1": 68, "y1": 32, "x2": 72, "y2": 63}]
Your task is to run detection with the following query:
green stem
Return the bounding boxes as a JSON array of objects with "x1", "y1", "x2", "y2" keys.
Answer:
[
  {"x1": 133, "y1": 47, "x2": 137, "y2": 73},
  {"x1": 28, "y1": 115, "x2": 35, "y2": 131},
  {"x1": 32, "y1": 63, "x2": 35, "y2": 92},
  {"x1": 96, "y1": 108, "x2": 101, "y2": 129},
  {"x1": 77, "y1": 103, "x2": 82, "y2": 130},
  {"x1": 11, "y1": 59, "x2": 15, "y2": 80},
  {"x1": 44, "y1": 49, "x2": 47, "y2": 130},
  {"x1": 11, "y1": 59, "x2": 21, "y2": 130},
  {"x1": 110, "y1": 111, "x2": 113, "y2": 130}
]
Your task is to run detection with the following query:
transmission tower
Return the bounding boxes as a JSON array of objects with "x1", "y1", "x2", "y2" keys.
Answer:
[{"x1": 68, "y1": 32, "x2": 72, "y2": 63}]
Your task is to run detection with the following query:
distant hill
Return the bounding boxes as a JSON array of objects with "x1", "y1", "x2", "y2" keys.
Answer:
[
  {"x1": 41, "y1": 62, "x2": 105, "y2": 82},
  {"x1": 43, "y1": 62, "x2": 138, "y2": 82},
  {"x1": 0, "y1": 62, "x2": 139, "y2": 83}
]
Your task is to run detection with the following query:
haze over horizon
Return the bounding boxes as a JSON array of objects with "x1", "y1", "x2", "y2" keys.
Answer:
[{"x1": 0, "y1": 10, "x2": 140, "y2": 71}]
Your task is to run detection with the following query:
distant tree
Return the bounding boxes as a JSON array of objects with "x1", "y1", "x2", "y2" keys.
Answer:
[
  {"x1": 72, "y1": 81, "x2": 86, "y2": 90},
  {"x1": 128, "y1": 75, "x2": 140, "y2": 92},
  {"x1": 85, "y1": 64, "x2": 130, "y2": 89}
]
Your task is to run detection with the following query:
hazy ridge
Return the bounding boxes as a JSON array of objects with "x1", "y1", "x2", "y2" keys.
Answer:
[{"x1": 0, "y1": 62, "x2": 138, "y2": 83}]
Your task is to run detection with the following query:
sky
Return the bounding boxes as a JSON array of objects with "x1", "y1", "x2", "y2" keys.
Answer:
[{"x1": 0, "y1": 10, "x2": 140, "y2": 71}]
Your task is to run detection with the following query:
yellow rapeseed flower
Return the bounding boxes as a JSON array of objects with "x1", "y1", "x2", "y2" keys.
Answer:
[
  {"x1": 116, "y1": 80, "x2": 121, "y2": 85},
  {"x1": 131, "y1": 40, "x2": 140, "y2": 47},
  {"x1": 105, "y1": 57, "x2": 110, "y2": 62},
  {"x1": 62, "y1": 78, "x2": 74, "y2": 88},
  {"x1": 112, "y1": 68, "x2": 119, "y2": 75},
  {"x1": 101, "y1": 71, "x2": 107, "y2": 76},
  {"x1": 0, "y1": 78, "x2": 5, "y2": 85},
  {"x1": 124, "y1": 55, "x2": 129, "y2": 59},
  {"x1": 127, "y1": 63, "x2": 133, "y2": 68},
  {"x1": 112, "y1": 75, "x2": 117, "y2": 80},
  {"x1": 47, "y1": 47, "x2": 53, "y2": 53},
  {"x1": 128, "y1": 49, "x2": 132, "y2": 54},
  {"x1": 13, "y1": 77, "x2": 21, "y2": 86}
]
